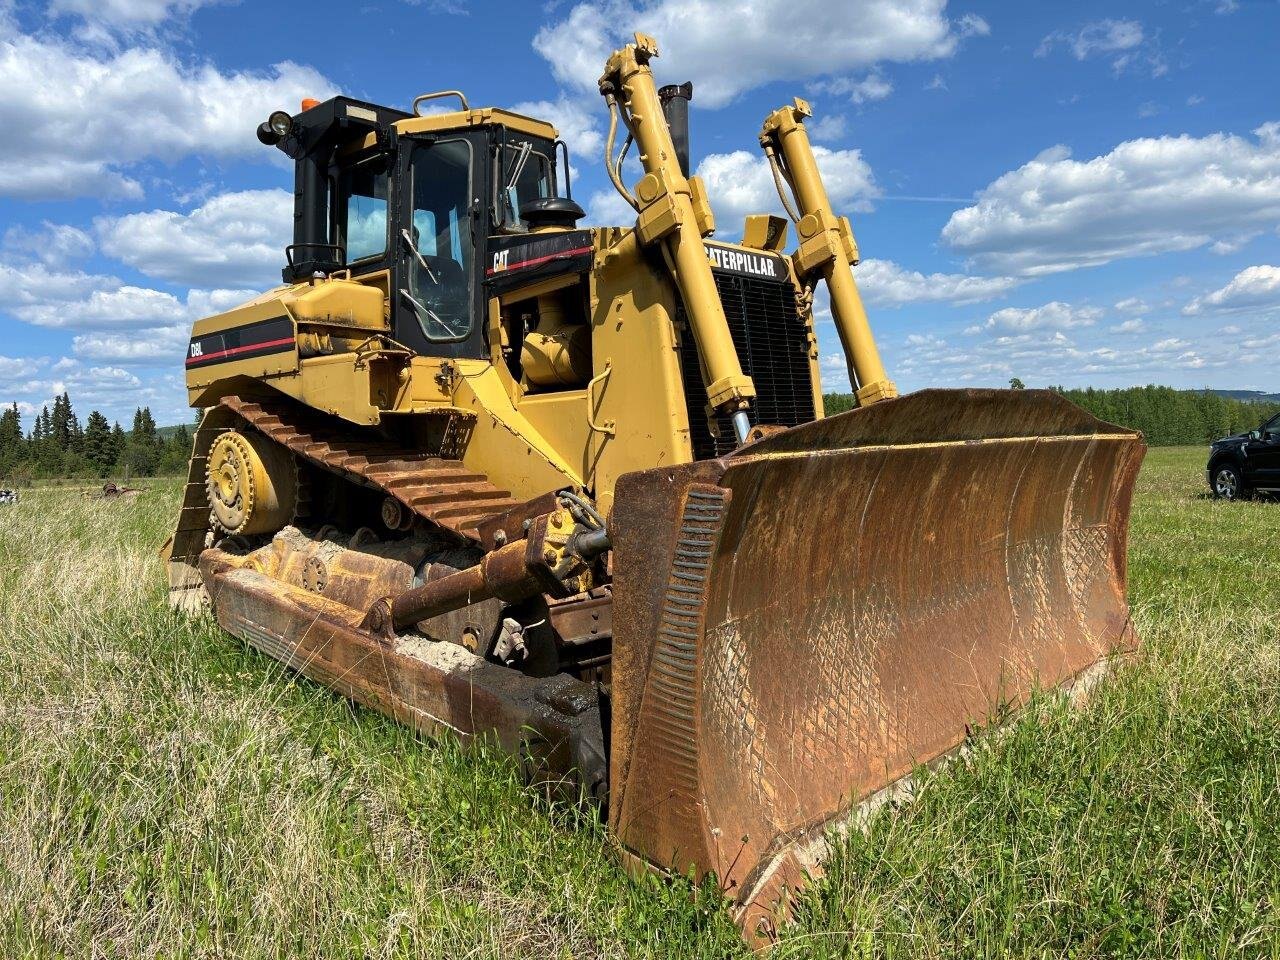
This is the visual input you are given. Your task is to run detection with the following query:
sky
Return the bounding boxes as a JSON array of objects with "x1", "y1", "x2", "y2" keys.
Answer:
[{"x1": 0, "y1": 0, "x2": 1278, "y2": 428}]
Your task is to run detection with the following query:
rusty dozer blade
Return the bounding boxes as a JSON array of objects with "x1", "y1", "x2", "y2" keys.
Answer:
[{"x1": 608, "y1": 388, "x2": 1145, "y2": 941}]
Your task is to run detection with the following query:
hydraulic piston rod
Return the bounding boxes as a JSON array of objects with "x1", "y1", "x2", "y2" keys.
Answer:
[
  {"x1": 601, "y1": 34, "x2": 755, "y2": 442},
  {"x1": 761, "y1": 99, "x2": 897, "y2": 406}
]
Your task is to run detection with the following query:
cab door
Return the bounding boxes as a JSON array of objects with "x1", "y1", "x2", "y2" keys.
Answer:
[
  {"x1": 392, "y1": 135, "x2": 487, "y2": 361},
  {"x1": 1251, "y1": 412, "x2": 1280, "y2": 486}
]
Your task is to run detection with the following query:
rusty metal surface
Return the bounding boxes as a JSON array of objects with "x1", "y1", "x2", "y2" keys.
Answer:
[
  {"x1": 219, "y1": 394, "x2": 521, "y2": 540},
  {"x1": 166, "y1": 404, "x2": 241, "y2": 611},
  {"x1": 474, "y1": 490, "x2": 562, "y2": 551},
  {"x1": 609, "y1": 388, "x2": 1145, "y2": 941},
  {"x1": 548, "y1": 587, "x2": 614, "y2": 646},
  {"x1": 199, "y1": 546, "x2": 607, "y2": 801},
  {"x1": 166, "y1": 395, "x2": 521, "y2": 611}
]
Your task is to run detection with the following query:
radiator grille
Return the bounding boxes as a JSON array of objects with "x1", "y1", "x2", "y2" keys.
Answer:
[{"x1": 678, "y1": 271, "x2": 817, "y2": 460}]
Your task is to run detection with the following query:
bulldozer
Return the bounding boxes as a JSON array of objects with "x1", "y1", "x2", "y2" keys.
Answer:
[{"x1": 165, "y1": 33, "x2": 1145, "y2": 941}]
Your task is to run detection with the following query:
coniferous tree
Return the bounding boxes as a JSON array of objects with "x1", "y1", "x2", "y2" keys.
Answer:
[
  {"x1": 0, "y1": 404, "x2": 23, "y2": 480},
  {"x1": 110, "y1": 422, "x2": 126, "y2": 467},
  {"x1": 0, "y1": 404, "x2": 20, "y2": 452},
  {"x1": 32, "y1": 406, "x2": 50, "y2": 443},
  {"x1": 51, "y1": 393, "x2": 72, "y2": 450},
  {"x1": 83, "y1": 411, "x2": 113, "y2": 473},
  {"x1": 121, "y1": 406, "x2": 161, "y2": 476},
  {"x1": 132, "y1": 407, "x2": 158, "y2": 441},
  {"x1": 158, "y1": 423, "x2": 193, "y2": 474}
]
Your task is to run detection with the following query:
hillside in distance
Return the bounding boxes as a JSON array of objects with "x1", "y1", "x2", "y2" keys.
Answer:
[{"x1": 1211, "y1": 389, "x2": 1280, "y2": 404}]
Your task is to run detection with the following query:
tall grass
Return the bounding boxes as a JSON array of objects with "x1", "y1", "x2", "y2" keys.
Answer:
[{"x1": 0, "y1": 448, "x2": 1276, "y2": 957}]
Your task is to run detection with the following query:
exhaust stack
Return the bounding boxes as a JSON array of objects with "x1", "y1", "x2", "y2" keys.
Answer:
[{"x1": 659, "y1": 82, "x2": 693, "y2": 176}]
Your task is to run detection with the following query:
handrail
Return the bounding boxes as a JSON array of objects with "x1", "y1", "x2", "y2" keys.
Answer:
[
  {"x1": 412, "y1": 90, "x2": 470, "y2": 115},
  {"x1": 586, "y1": 360, "x2": 616, "y2": 437}
]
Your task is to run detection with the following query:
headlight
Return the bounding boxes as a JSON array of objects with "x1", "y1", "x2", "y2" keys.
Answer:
[{"x1": 268, "y1": 110, "x2": 294, "y2": 138}]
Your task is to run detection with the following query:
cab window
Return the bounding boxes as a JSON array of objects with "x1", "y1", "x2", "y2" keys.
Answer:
[
  {"x1": 404, "y1": 139, "x2": 474, "y2": 342},
  {"x1": 492, "y1": 139, "x2": 553, "y2": 231},
  {"x1": 336, "y1": 154, "x2": 390, "y2": 263},
  {"x1": 1265, "y1": 414, "x2": 1280, "y2": 440}
]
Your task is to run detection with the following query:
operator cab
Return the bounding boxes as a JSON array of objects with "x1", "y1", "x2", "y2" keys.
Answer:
[{"x1": 258, "y1": 94, "x2": 584, "y2": 363}]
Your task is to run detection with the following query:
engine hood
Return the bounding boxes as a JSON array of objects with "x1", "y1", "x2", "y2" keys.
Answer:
[{"x1": 1212, "y1": 431, "x2": 1250, "y2": 448}]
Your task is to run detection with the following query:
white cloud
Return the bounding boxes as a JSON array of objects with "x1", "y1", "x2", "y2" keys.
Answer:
[
  {"x1": 1036, "y1": 19, "x2": 1143, "y2": 61},
  {"x1": 854, "y1": 258, "x2": 1021, "y2": 306},
  {"x1": 97, "y1": 189, "x2": 292, "y2": 287},
  {"x1": 0, "y1": 240, "x2": 256, "y2": 341},
  {"x1": 695, "y1": 146, "x2": 878, "y2": 231},
  {"x1": 583, "y1": 142, "x2": 875, "y2": 227},
  {"x1": 942, "y1": 123, "x2": 1280, "y2": 276},
  {"x1": 534, "y1": 0, "x2": 987, "y2": 109},
  {"x1": 0, "y1": 32, "x2": 337, "y2": 198},
  {"x1": 18, "y1": 360, "x2": 142, "y2": 407},
  {"x1": 1114, "y1": 297, "x2": 1149, "y2": 315},
  {"x1": 1110, "y1": 318, "x2": 1146, "y2": 333},
  {"x1": 48, "y1": 0, "x2": 223, "y2": 32},
  {"x1": 1183, "y1": 265, "x2": 1280, "y2": 315},
  {"x1": 815, "y1": 73, "x2": 894, "y2": 105},
  {"x1": 970, "y1": 301, "x2": 1103, "y2": 334},
  {"x1": 18, "y1": 285, "x2": 183, "y2": 329},
  {"x1": 1241, "y1": 332, "x2": 1280, "y2": 350},
  {"x1": 2, "y1": 357, "x2": 192, "y2": 426},
  {"x1": 2, "y1": 223, "x2": 95, "y2": 265},
  {"x1": 584, "y1": 187, "x2": 636, "y2": 227},
  {"x1": 904, "y1": 332, "x2": 946, "y2": 348},
  {"x1": 890, "y1": 324, "x2": 1242, "y2": 389},
  {"x1": 1034, "y1": 19, "x2": 1164, "y2": 76},
  {"x1": 807, "y1": 113, "x2": 848, "y2": 143},
  {"x1": 1208, "y1": 233, "x2": 1259, "y2": 255},
  {"x1": 509, "y1": 95, "x2": 602, "y2": 167},
  {"x1": 0, "y1": 355, "x2": 46, "y2": 391},
  {"x1": 72, "y1": 324, "x2": 190, "y2": 363},
  {"x1": 0, "y1": 261, "x2": 108, "y2": 315}
]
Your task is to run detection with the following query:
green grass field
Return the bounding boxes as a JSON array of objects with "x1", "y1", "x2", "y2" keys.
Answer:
[{"x1": 1, "y1": 447, "x2": 1276, "y2": 958}]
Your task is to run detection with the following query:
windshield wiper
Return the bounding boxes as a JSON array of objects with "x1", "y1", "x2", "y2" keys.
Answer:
[
  {"x1": 399, "y1": 288, "x2": 457, "y2": 338},
  {"x1": 399, "y1": 228, "x2": 438, "y2": 284},
  {"x1": 505, "y1": 141, "x2": 532, "y2": 193}
]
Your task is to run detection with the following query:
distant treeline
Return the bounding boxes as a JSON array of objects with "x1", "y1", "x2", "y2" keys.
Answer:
[
  {"x1": 822, "y1": 385, "x2": 1280, "y2": 447},
  {"x1": 3, "y1": 383, "x2": 1275, "y2": 485},
  {"x1": 0, "y1": 393, "x2": 194, "y2": 484}
]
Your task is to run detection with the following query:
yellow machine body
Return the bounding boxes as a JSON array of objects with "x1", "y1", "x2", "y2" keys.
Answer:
[{"x1": 169, "y1": 34, "x2": 1144, "y2": 945}]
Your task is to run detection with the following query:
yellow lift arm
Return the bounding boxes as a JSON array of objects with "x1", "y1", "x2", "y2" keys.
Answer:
[
  {"x1": 599, "y1": 33, "x2": 757, "y2": 442},
  {"x1": 760, "y1": 98, "x2": 898, "y2": 406}
]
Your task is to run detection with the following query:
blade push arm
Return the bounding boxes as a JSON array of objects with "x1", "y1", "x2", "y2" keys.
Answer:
[
  {"x1": 599, "y1": 33, "x2": 755, "y2": 443},
  {"x1": 760, "y1": 99, "x2": 897, "y2": 406}
]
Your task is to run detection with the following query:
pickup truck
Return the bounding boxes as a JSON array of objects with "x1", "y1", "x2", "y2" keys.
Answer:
[{"x1": 1208, "y1": 411, "x2": 1280, "y2": 500}]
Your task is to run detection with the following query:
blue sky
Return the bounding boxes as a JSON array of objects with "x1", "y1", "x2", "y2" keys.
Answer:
[{"x1": 0, "y1": 0, "x2": 1278, "y2": 427}]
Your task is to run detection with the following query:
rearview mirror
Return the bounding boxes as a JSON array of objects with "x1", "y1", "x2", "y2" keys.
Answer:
[{"x1": 1249, "y1": 430, "x2": 1262, "y2": 442}]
